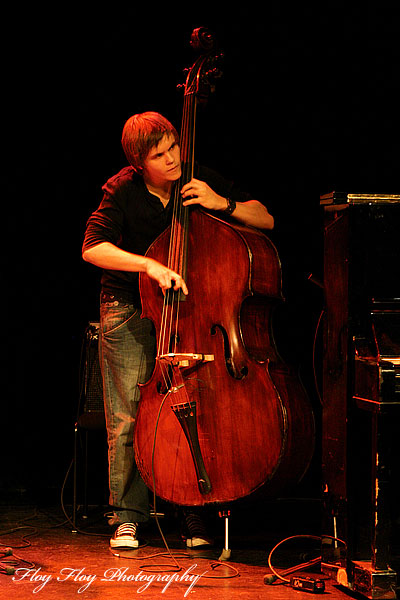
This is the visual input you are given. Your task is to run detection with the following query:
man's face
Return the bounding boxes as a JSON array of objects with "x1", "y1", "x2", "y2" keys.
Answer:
[{"x1": 142, "y1": 134, "x2": 181, "y2": 187}]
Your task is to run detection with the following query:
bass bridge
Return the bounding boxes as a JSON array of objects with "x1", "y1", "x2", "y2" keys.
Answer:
[{"x1": 158, "y1": 352, "x2": 214, "y2": 368}]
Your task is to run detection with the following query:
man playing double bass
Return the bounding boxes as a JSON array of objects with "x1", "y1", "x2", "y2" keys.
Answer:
[{"x1": 82, "y1": 111, "x2": 274, "y2": 549}]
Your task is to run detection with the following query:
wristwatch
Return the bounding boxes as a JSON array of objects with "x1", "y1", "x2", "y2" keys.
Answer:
[{"x1": 224, "y1": 197, "x2": 236, "y2": 216}]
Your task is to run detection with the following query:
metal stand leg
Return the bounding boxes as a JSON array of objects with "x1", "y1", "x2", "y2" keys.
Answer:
[
  {"x1": 72, "y1": 422, "x2": 78, "y2": 533},
  {"x1": 82, "y1": 430, "x2": 89, "y2": 519},
  {"x1": 218, "y1": 509, "x2": 231, "y2": 561}
]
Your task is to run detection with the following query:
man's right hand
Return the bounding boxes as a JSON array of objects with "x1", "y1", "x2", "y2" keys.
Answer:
[{"x1": 145, "y1": 258, "x2": 188, "y2": 296}]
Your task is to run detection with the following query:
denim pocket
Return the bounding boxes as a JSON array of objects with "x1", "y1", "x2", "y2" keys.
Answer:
[{"x1": 101, "y1": 303, "x2": 139, "y2": 336}]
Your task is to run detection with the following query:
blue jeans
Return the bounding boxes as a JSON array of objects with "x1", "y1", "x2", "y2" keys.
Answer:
[{"x1": 99, "y1": 298, "x2": 155, "y2": 524}]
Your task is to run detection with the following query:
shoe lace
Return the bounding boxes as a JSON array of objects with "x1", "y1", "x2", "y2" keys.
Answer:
[
  {"x1": 185, "y1": 513, "x2": 208, "y2": 539},
  {"x1": 116, "y1": 523, "x2": 137, "y2": 536}
]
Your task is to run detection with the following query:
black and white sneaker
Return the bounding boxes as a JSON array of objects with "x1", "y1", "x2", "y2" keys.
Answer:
[{"x1": 110, "y1": 522, "x2": 139, "y2": 549}]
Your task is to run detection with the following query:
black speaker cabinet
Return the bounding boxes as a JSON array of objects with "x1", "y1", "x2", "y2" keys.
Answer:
[
  {"x1": 72, "y1": 322, "x2": 107, "y2": 527},
  {"x1": 320, "y1": 193, "x2": 400, "y2": 600},
  {"x1": 78, "y1": 322, "x2": 105, "y2": 430}
]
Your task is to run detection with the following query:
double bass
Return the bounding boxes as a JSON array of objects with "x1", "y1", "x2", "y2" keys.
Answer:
[{"x1": 134, "y1": 28, "x2": 315, "y2": 507}]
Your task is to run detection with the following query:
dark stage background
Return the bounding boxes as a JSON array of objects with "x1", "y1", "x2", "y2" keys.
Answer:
[{"x1": 3, "y1": 5, "x2": 399, "y2": 505}]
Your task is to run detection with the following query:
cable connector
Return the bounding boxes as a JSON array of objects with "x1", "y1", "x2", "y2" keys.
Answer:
[
  {"x1": 0, "y1": 563, "x2": 16, "y2": 575},
  {"x1": 290, "y1": 576, "x2": 325, "y2": 593}
]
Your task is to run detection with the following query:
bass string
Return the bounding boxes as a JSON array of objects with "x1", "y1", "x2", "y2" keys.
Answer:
[{"x1": 157, "y1": 92, "x2": 196, "y2": 392}]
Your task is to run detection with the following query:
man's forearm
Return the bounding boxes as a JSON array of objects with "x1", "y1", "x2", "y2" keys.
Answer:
[
  {"x1": 231, "y1": 200, "x2": 274, "y2": 230},
  {"x1": 82, "y1": 242, "x2": 147, "y2": 272}
]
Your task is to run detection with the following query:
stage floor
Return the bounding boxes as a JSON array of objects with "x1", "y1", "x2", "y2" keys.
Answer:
[{"x1": 0, "y1": 500, "x2": 382, "y2": 600}]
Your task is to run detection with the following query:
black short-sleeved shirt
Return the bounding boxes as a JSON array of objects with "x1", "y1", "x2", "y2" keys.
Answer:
[{"x1": 82, "y1": 164, "x2": 252, "y2": 306}]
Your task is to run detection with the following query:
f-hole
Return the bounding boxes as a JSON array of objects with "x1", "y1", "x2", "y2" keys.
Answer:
[{"x1": 211, "y1": 324, "x2": 248, "y2": 380}]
